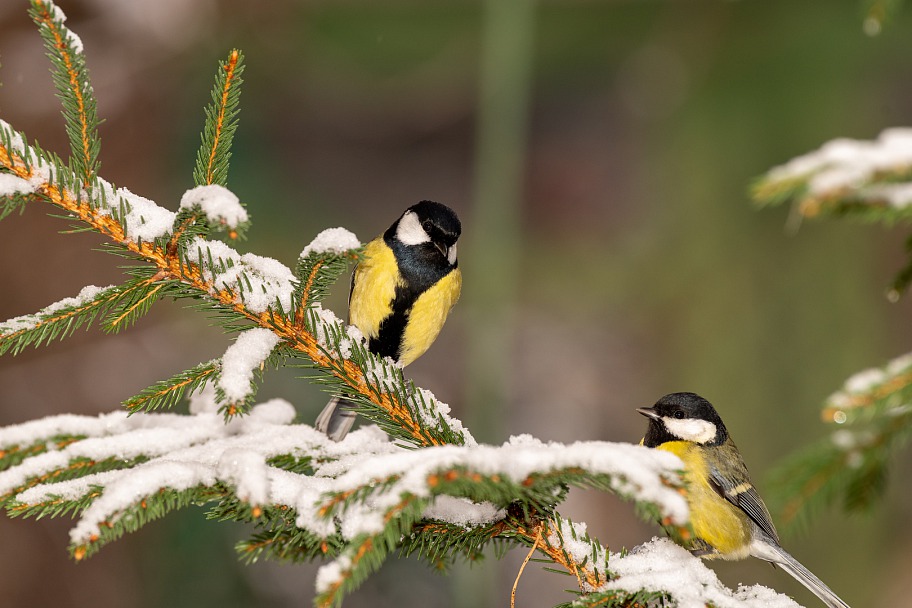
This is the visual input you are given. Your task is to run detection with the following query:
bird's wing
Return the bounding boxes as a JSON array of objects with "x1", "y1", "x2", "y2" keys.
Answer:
[
  {"x1": 707, "y1": 445, "x2": 780, "y2": 544},
  {"x1": 348, "y1": 260, "x2": 357, "y2": 311}
]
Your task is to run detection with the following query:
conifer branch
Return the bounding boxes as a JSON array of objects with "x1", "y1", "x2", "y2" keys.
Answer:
[
  {"x1": 124, "y1": 361, "x2": 219, "y2": 414},
  {"x1": 294, "y1": 243, "x2": 362, "y2": 324},
  {"x1": 194, "y1": 50, "x2": 245, "y2": 188},
  {"x1": 0, "y1": 435, "x2": 82, "y2": 471},
  {"x1": 756, "y1": 128, "x2": 912, "y2": 535},
  {"x1": 0, "y1": 128, "x2": 440, "y2": 444},
  {"x1": 102, "y1": 277, "x2": 166, "y2": 332},
  {"x1": 0, "y1": 189, "x2": 31, "y2": 221},
  {"x1": 0, "y1": 455, "x2": 148, "y2": 510},
  {"x1": 752, "y1": 128, "x2": 912, "y2": 223},
  {"x1": 0, "y1": 285, "x2": 120, "y2": 355},
  {"x1": 29, "y1": 0, "x2": 100, "y2": 186},
  {"x1": 768, "y1": 351, "x2": 912, "y2": 530}
]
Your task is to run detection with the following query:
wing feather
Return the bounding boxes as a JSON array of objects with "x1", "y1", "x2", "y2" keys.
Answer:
[{"x1": 707, "y1": 442, "x2": 780, "y2": 544}]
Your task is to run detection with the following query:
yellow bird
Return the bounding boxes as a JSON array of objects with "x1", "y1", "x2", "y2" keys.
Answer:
[
  {"x1": 315, "y1": 201, "x2": 462, "y2": 440},
  {"x1": 638, "y1": 392, "x2": 850, "y2": 608}
]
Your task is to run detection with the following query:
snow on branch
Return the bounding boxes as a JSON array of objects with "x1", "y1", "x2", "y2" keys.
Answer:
[
  {"x1": 768, "y1": 349, "x2": 912, "y2": 531},
  {"x1": 190, "y1": 236, "x2": 296, "y2": 314},
  {"x1": 1, "y1": 400, "x2": 684, "y2": 568},
  {"x1": 0, "y1": 284, "x2": 117, "y2": 355},
  {"x1": 585, "y1": 538, "x2": 801, "y2": 608},
  {"x1": 180, "y1": 184, "x2": 249, "y2": 232},
  {"x1": 2, "y1": 106, "x2": 459, "y2": 450},
  {"x1": 215, "y1": 327, "x2": 282, "y2": 415},
  {"x1": 753, "y1": 127, "x2": 912, "y2": 221}
]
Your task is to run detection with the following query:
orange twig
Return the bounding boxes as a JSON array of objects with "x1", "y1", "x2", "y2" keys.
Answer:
[
  {"x1": 33, "y1": 1, "x2": 94, "y2": 186},
  {"x1": 204, "y1": 50, "x2": 240, "y2": 185},
  {"x1": 295, "y1": 259, "x2": 323, "y2": 326},
  {"x1": 106, "y1": 282, "x2": 164, "y2": 329}
]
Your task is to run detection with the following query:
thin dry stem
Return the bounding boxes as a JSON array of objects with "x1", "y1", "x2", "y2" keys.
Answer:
[{"x1": 511, "y1": 524, "x2": 541, "y2": 608}]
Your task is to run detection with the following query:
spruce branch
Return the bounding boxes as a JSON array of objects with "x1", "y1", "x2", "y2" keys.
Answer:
[
  {"x1": 29, "y1": 0, "x2": 100, "y2": 187},
  {"x1": 1, "y1": 115, "x2": 457, "y2": 449},
  {"x1": 752, "y1": 128, "x2": 912, "y2": 223},
  {"x1": 0, "y1": 398, "x2": 696, "y2": 604},
  {"x1": 123, "y1": 361, "x2": 219, "y2": 414},
  {"x1": 238, "y1": 526, "x2": 345, "y2": 565},
  {"x1": 756, "y1": 128, "x2": 912, "y2": 535},
  {"x1": 0, "y1": 284, "x2": 120, "y2": 355},
  {"x1": 0, "y1": 182, "x2": 32, "y2": 221},
  {"x1": 768, "y1": 351, "x2": 912, "y2": 531},
  {"x1": 101, "y1": 274, "x2": 169, "y2": 333},
  {"x1": 295, "y1": 235, "x2": 363, "y2": 320},
  {"x1": 0, "y1": 435, "x2": 83, "y2": 472},
  {"x1": 0, "y1": 455, "x2": 148, "y2": 510},
  {"x1": 194, "y1": 49, "x2": 245, "y2": 189},
  {"x1": 752, "y1": 128, "x2": 912, "y2": 296}
]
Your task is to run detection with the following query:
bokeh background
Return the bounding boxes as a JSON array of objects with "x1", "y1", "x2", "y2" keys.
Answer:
[{"x1": 1, "y1": 1, "x2": 911, "y2": 606}]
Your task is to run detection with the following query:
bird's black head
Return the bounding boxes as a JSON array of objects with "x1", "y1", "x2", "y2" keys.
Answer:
[
  {"x1": 638, "y1": 392, "x2": 728, "y2": 447},
  {"x1": 387, "y1": 200, "x2": 461, "y2": 267}
]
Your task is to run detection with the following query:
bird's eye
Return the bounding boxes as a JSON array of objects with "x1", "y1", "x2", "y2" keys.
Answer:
[
  {"x1": 422, "y1": 220, "x2": 433, "y2": 233},
  {"x1": 673, "y1": 410, "x2": 685, "y2": 420}
]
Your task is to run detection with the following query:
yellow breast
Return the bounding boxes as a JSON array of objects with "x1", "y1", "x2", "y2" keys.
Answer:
[
  {"x1": 398, "y1": 267, "x2": 461, "y2": 366},
  {"x1": 348, "y1": 238, "x2": 400, "y2": 340},
  {"x1": 657, "y1": 441, "x2": 752, "y2": 559}
]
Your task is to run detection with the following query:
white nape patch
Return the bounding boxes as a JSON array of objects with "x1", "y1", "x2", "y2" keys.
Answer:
[
  {"x1": 396, "y1": 210, "x2": 431, "y2": 245},
  {"x1": 663, "y1": 417, "x2": 717, "y2": 444},
  {"x1": 447, "y1": 242, "x2": 458, "y2": 265}
]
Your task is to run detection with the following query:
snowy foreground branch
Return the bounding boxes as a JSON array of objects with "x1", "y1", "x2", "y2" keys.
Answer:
[{"x1": 0, "y1": 396, "x2": 798, "y2": 608}]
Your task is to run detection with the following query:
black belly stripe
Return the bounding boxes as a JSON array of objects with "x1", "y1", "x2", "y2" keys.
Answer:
[{"x1": 370, "y1": 233, "x2": 454, "y2": 362}]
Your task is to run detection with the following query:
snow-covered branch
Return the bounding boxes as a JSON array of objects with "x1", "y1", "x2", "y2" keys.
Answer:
[{"x1": 754, "y1": 127, "x2": 912, "y2": 221}]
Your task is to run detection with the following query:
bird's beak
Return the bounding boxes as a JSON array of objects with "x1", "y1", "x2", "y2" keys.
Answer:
[
  {"x1": 636, "y1": 407, "x2": 660, "y2": 420},
  {"x1": 434, "y1": 241, "x2": 447, "y2": 258}
]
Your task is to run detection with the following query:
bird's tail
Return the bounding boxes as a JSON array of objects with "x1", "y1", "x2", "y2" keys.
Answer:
[
  {"x1": 750, "y1": 538, "x2": 850, "y2": 608},
  {"x1": 314, "y1": 396, "x2": 357, "y2": 441}
]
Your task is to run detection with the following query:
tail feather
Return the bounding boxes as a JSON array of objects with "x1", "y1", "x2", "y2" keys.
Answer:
[
  {"x1": 314, "y1": 396, "x2": 357, "y2": 441},
  {"x1": 750, "y1": 538, "x2": 850, "y2": 608}
]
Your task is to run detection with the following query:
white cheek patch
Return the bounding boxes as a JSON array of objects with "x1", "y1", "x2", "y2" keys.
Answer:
[
  {"x1": 447, "y1": 242, "x2": 458, "y2": 265},
  {"x1": 663, "y1": 417, "x2": 717, "y2": 444},
  {"x1": 396, "y1": 211, "x2": 431, "y2": 245}
]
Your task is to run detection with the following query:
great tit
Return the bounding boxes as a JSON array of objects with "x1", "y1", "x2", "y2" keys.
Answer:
[
  {"x1": 315, "y1": 200, "x2": 462, "y2": 440},
  {"x1": 638, "y1": 392, "x2": 850, "y2": 608}
]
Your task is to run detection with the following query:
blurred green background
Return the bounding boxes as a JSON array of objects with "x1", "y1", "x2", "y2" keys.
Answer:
[{"x1": 1, "y1": 1, "x2": 911, "y2": 606}]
